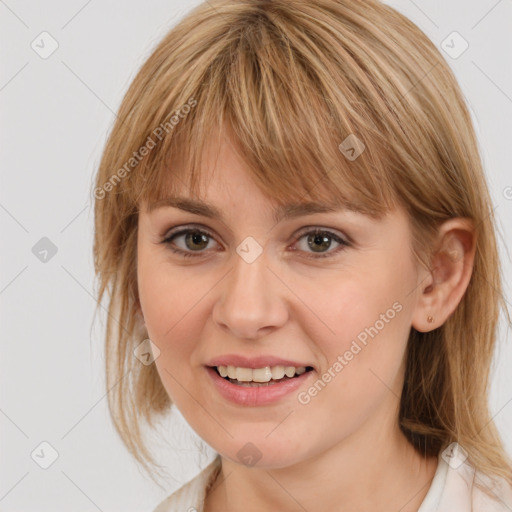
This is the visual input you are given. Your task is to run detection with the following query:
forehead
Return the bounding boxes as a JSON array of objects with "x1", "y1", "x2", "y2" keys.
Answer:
[
  {"x1": 142, "y1": 131, "x2": 350, "y2": 213},
  {"x1": 146, "y1": 193, "x2": 352, "y2": 225},
  {"x1": 151, "y1": 154, "x2": 358, "y2": 220},
  {"x1": 136, "y1": 118, "x2": 395, "y2": 223}
]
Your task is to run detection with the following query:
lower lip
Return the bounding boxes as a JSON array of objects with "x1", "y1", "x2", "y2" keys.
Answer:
[{"x1": 205, "y1": 366, "x2": 313, "y2": 406}]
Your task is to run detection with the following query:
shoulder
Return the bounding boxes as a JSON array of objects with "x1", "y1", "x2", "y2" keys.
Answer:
[
  {"x1": 471, "y1": 467, "x2": 512, "y2": 512},
  {"x1": 434, "y1": 446, "x2": 512, "y2": 512},
  {"x1": 153, "y1": 456, "x2": 222, "y2": 512}
]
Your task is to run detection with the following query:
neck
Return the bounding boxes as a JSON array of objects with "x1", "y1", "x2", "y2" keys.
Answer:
[{"x1": 204, "y1": 420, "x2": 438, "y2": 512}]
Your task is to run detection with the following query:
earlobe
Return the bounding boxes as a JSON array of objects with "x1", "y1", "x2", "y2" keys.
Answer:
[
  {"x1": 411, "y1": 272, "x2": 437, "y2": 333},
  {"x1": 135, "y1": 303, "x2": 146, "y2": 326},
  {"x1": 411, "y1": 218, "x2": 476, "y2": 333}
]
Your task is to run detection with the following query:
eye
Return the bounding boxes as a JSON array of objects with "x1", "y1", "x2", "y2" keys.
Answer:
[
  {"x1": 160, "y1": 226, "x2": 218, "y2": 258},
  {"x1": 160, "y1": 225, "x2": 350, "y2": 259},
  {"x1": 292, "y1": 228, "x2": 350, "y2": 258}
]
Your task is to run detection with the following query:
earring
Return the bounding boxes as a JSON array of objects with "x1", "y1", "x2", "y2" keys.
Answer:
[{"x1": 427, "y1": 315, "x2": 434, "y2": 323}]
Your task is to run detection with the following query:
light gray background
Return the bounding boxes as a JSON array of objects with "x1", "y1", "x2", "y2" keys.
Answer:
[{"x1": 1, "y1": 1, "x2": 511, "y2": 510}]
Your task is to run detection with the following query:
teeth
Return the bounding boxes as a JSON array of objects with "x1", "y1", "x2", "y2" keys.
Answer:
[
  {"x1": 272, "y1": 365, "x2": 285, "y2": 379},
  {"x1": 216, "y1": 365, "x2": 308, "y2": 382},
  {"x1": 284, "y1": 366, "x2": 296, "y2": 378},
  {"x1": 252, "y1": 367, "x2": 272, "y2": 382},
  {"x1": 236, "y1": 367, "x2": 253, "y2": 382}
]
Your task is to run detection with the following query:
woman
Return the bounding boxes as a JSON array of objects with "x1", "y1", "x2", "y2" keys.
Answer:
[{"x1": 92, "y1": 0, "x2": 512, "y2": 510}]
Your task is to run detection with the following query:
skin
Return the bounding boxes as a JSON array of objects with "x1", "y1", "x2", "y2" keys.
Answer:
[{"x1": 137, "y1": 134, "x2": 476, "y2": 512}]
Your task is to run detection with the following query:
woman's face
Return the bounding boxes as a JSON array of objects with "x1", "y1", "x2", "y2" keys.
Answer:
[{"x1": 137, "y1": 136, "x2": 425, "y2": 468}]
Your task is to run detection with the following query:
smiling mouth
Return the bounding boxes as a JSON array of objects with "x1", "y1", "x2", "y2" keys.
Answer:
[{"x1": 211, "y1": 365, "x2": 315, "y2": 386}]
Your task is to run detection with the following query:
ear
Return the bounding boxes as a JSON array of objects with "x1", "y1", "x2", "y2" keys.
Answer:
[
  {"x1": 134, "y1": 301, "x2": 146, "y2": 326},
  {"x1": 411, "y1": 218, "x2": 476, "y2": 333}
]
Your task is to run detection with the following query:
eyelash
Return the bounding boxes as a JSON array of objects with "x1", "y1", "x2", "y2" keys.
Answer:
[{"x1": 159, "y1": 225, "x2": 350, "y2": 259}]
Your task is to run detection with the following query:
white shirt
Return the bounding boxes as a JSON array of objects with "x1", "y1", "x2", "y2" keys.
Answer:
[{"x1": 153, "y1": 444, "x2": 512, "y2": 512}]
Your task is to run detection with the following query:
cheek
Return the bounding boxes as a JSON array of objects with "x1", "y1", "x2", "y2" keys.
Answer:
[
  {"x1": 138, "y1": 251, "x2": 200, "y2": 339},
  {"x1": 137, "y1": 258, "x2": 205, "y2": 403},
  {"x1": 306, "y1": 271, "x2": 409, "y2": 353},
  {"x1": 303, "y1": 267, "x2": 414, "y2": 419},
  {"x1": 137, "y1": 250, "x2": 195, "y2": 352},
  {"x1": 137, "y1": 253, "x2": 220, "y2": 378},
  {"x1": 295, "y1": 291, "x2": 410, "y2": 443},
  {"x1": 303, "y1": 253, "x2": 413, "y2": 367}
]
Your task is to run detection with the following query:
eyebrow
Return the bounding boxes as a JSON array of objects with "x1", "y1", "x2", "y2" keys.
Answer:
[{"x1": 147, "y1": 196, "x2": 344, "y2": 224}]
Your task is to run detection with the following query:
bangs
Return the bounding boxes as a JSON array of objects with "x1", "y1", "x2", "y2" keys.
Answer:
[{"x1": 122, "y1": 1, "x2": 406, "y2": 218}]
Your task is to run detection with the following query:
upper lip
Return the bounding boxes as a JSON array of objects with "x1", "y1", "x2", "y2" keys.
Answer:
[{"x1": 206, "y1": 354, "x2": 314, "y2": 369}]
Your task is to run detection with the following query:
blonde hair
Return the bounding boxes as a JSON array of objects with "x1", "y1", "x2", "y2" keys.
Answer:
[{"x1": 92, "y1": 0, "x2": 512, "y2": 491}]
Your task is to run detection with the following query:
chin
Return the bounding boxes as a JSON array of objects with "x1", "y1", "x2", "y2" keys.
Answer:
[{"x1": 212, "y1": 437, "x2": 308, "y2": 469}]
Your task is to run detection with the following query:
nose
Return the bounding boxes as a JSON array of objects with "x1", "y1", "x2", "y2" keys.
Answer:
[{"x1": 212, "y1": 246, "x2": 289, "y2": 340}]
